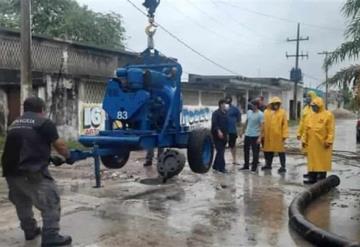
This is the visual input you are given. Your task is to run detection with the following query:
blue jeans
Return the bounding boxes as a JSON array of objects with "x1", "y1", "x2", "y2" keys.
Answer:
[{"x1": 213, "y1": 139, "x2": 226, "y2": 172}]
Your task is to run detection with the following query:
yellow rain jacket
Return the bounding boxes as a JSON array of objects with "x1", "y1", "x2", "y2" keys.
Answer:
[
  {"x1": 303, "y1": 97, "x2": 335, "y2": 172},
  {"x1": 297, "y1": 91, "x2": 317, "y2": 138},
  {"x1": 262, "y1": 97, "x2": 289, "y2": 153}
]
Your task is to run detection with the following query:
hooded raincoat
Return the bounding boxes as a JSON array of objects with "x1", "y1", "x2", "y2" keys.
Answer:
[
  {"x1": 303, "y1": 97, "x2": 335, "y2": 172},
  {"x1": 262, "y1": 97, "x2": 289, "y2": 153},
  {"x1": 297, "y1": 91, "x2": 317, "y2": 153},
  {"x1": 297, "y1": 91, "x2": 317, "y2": 138}
]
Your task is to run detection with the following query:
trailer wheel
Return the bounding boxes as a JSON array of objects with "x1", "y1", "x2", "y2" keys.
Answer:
[
  {"x1": 101, "y1": 151, "x2": 130, "y2": 169},
  {"x1": 187, "y1": 129, "x2": 214, "y2": 173}
]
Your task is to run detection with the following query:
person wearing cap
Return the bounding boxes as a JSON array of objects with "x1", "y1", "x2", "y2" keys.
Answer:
[
  {"x1": 261, "y1": 97, "x2": 289, "y2": 173},
  {"x1": 297, "y1": 91, "x2": 317, "y2": 178},
  {"x1": 239, "y1": 99, "x2": 264, "y2": 172},
  {"x1": 302, "y1": 97, "x2": 335, "y2": 184},
  {"x1": 211, "y1": 99, "x2": 229, "y2": 173},
  {"x1": 225, "y1": 96, "x2": 242, "y2": 165}
]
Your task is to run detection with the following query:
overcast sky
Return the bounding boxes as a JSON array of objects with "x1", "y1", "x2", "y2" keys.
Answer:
[{"x1": 77, "y1": 0, "x2": 351, "y2": 88}]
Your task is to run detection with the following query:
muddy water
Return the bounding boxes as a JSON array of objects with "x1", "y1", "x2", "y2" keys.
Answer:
[
  {"x1": 0, "y1": 155, "x2": 314, "y2": 247},
  {"x1": 0, "y1": 157, "x2": 358, "y2": 247},
  {"x1": 65, "y1": 159, "x2": 315, "y2": 247},
  {"x1": 0, "y1": 121, "x2": 359, "y2": 246}
]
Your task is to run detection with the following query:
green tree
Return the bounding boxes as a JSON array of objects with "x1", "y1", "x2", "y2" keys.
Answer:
[
  {"x1": 325, "y1": 0, "x2": 360, "y2": 111},
  {"x1": 0, "y1": 0, "x2": 126, "y2": 49}
]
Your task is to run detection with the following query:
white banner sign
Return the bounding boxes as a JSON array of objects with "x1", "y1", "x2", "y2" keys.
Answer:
[
  {"x1": 181, "y1": 106, "x2": 216, "y2": 129},
  {"x1": 79, "y1": 103, "x2": 105, "y2": 135}
]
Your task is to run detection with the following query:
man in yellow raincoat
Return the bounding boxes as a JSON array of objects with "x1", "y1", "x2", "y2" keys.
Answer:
[
  {"x1": 303, "y1": 97, "x2": 335, "y2": 184},
  {"x1": 297, "y1": 91, "x2": 317, "y2": 178},
  {"x1": 261, "y1": 97, "x2": 289, "y2": 173}
]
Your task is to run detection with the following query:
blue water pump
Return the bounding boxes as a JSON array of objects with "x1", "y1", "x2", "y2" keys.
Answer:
[{"x1": 75, "y1": 1, "x2": 214, "y2": 187}]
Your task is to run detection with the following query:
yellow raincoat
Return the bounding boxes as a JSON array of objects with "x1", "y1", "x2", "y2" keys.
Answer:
[
  {"x1": 297, "y1": 91, "x2": 317, "y2": 138},
  {"x1": 303, "y1": 97, "x2": 335, "y2": 172},
  {"x1": 262, "y1": 97, "x2": 289, "y2": 153}
]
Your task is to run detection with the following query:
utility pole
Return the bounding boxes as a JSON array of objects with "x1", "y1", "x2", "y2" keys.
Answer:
[
  {"x1": 20, "y1": 0, "x2": 32, "y2": 112},
  {"x1": 286, "y1": 23, "x2": 309, "y2": 120},
  {"x1": 318, "y1": 51, "x2": 333, "y2": 109}
]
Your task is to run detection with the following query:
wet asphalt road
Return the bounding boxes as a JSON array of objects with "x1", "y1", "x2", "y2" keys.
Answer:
[{"x1": 0, "y1": 120, "x2": 358, "y2": 247}]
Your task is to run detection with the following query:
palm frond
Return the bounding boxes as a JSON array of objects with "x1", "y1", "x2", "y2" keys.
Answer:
[
  {"x1": 325, "y1": 39, "x2": 360, "y2": 67},
  {"x1": 328, "y1": 64, "x2": 360, "y2": 87},
  {"x1": 345, "y1": 16, "x2": 360, "y2": 39},
  {"x1": 342, "y1": 0, "x2": 360, "y2": 18}
]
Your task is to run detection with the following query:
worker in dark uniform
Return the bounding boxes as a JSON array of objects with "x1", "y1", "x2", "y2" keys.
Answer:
[
  {"x1": 1, "y1": 97, "x2": 73, "y2": 246},
  {"x1": 211, "y1": 99, "x2": 229, "y2": 173}
]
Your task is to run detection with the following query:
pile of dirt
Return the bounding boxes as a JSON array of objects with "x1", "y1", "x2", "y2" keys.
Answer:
[{"x1": 331, "y1": 108, "x2": 357, "y2": 119}]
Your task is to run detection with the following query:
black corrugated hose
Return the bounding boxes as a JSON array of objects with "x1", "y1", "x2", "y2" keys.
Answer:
[{"x1": 289, "y1": 175, "x2": 360, "y2": 247}]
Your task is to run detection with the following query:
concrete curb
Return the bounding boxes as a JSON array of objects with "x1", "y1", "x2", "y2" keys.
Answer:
[{"x1": 288, "y1": 175, "x2": 360, "y2": 247}]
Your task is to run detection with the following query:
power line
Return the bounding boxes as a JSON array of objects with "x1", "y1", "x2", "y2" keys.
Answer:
[
  {"x1": 219, "y1": 1, "x2": 343, "y2": 32},
  {"x1": 185, "y1": 0, "x2": 256, "y2": 42},
  {"x1": 286, "y1": 23, "x2": 309, "y2": 121},
  {"x1": 303, "y1": 73, "x2": 321, "y2": 81},
  {"x1": 286, "y1": 24, "x2": 309, "y2": 69},
  {"x1": 163, "y1": 0, "x2": 255, "y2": 49},
  {"x1": 317, "y1": 51, "x2": 334, "y2": 108},
  {"x1": 209, "y1": 0, "x2": 281, "y2": 43},
  {"x1": 126, "y1": 0, "x2": 240, "y2": 75}
]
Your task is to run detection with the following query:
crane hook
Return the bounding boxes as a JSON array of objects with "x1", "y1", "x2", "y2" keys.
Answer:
[{"x1": 145, "y1": 17, "x2": 157, "y2": 49}]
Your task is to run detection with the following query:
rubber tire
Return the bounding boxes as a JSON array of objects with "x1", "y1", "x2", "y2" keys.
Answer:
[
  {"x1": 187, "y1": 128, "x2": 214, "y2": 174},
  {"x1": 101, "y1": 151, "x2": 130, "y2": 169},
  {"x1": 157, "y1": 149, "x2": 186, "y2": 179}
]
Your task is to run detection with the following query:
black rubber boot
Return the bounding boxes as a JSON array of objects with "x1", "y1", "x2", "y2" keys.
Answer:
[
  {"x1": 143, "y1": 161, "x2": 152, "y2": 167},
  {"x1": 239, "y1": 165, "x2": 249, "y2": 170},
  {"x1": 303, "y1": 172, "x2": 317, "y2": 184},
  {"x1": 41, "y1": 234, "x2": 72, "y2": 247},
  {"x1": 278, "y1": 167, "x2": 286, "y2": 173},
  {"x1": 25, "y1": 227, "x2": 41, "y2": 240},
  {"x1": 261, "y1": 165, "x2": 272, "y2": 170},
  {"x1": 317, "y1": 172, "x2": 327, "y2": 180}
]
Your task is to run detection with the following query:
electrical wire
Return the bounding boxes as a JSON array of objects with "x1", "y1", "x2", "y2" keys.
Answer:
[
  {"x1": 185, "y1": 0, "x2": 258, "y2": 42},
  {"x1": 209, "y1": 0, "x2": 283, "y2": 44},
  {"x1": 303, "y1": 73, "x2": 322, "y2": 82},
  {"x1": 125, "y1": 0, "x2": 240, "y2": 75},
  {"x1": 163, "y1": 0, "x2": 253, "y2": 47},
  {"x1": 218, "y1": 1, "x2": 343, "y2": 32}
]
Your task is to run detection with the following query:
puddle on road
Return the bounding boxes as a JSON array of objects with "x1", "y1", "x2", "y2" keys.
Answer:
[
  {"x1": 83, "y1": 160, "x2": 314, "y2": 247},
  {"x1": 0, "y1": 136, "x2": 359, "y2": 246},
  {"x1": 305, "y1": 191, "x2": 360, "y2": 243}
]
